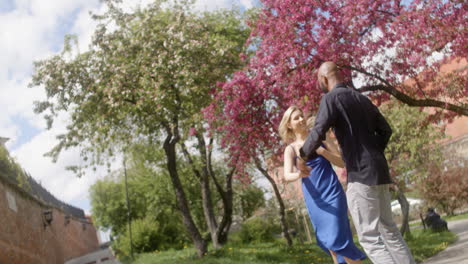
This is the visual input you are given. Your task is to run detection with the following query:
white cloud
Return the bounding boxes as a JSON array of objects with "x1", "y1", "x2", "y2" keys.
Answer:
[
  {"x1": 11, "y1": 123, "x2": 122, "y2": 210},
  {"x1": 0, "y1": 120, "x2": 19, "y2": 149},
  {"x1": 0, "y1": 0, "x2": 103, "y2": 143},
  {"x1": 193, "y1": 0, "x2": 232, "y2": 11},
  {"x1": 193, "y1": 0, "x2": 256, "y2": 11},
  {"x1": 1, "y1": 0, "x2": 104, "y2": 214},
  {"x1": 1, "y1": 0, "x2": 258, "y2": 238},
  {"x1": 239, "y1": 0, "x2": 255, "y2": 9},
  {"x1": 70, "y1": 5, "x2": 103, "y2": 52}
]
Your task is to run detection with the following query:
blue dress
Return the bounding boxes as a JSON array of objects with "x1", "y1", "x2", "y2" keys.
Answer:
[{"x1": 301, "y1": 154, "x2": 366, "y2": 263}]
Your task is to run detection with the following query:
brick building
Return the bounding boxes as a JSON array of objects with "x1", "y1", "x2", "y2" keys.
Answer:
[{"x1": 0, "y1": 140, "x2": 100, "y2": 264}]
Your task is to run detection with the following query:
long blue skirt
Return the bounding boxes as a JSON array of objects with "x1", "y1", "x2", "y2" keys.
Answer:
[{"x1": 302, "y1": 155, "x2": 366, "y2": 264}]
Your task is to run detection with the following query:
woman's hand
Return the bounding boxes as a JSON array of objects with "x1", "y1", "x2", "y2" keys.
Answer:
[
  {"x1": 296, "y1": 157, "x2": 310, "y2": 176},
  {"x1": 316, "y1": 146, "x2": 326, "y2": 155}
]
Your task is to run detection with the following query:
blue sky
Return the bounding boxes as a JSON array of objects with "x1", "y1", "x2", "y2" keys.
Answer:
[{"x1": 0, "y1": 0, "x2": 259, "y2": 242}]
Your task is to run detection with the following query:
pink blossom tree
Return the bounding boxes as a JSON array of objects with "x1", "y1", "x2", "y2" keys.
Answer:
[
  {"x1": 205, "y1": 0, "x2": 466, "y2": 244},
  {"x1": 206, "y1": 0, "x2": 467, "y2": 183}
]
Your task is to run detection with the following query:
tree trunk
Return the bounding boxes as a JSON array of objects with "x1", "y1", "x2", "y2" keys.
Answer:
[
  {"x1": 213, "y1": 164, "x2": 234, "y2": 245},
  {"x1": 255, "y1": 159, "x2": 293, "y2": 247},
  {"x1": 216, "y1": 173, "x2": 233, "y2": 245},
  {"x1": 181, "y1": 135, "x2": 234, "y2": 248},
  {"x1": 195, "y1": 135, "x2": 220, "y2": 249},
  {"x1": 302, "y1": 212, "x2": 313, "y2": 242},
  {"x1": 265, "y1": 172, "x2": 293, "y2": 247},
  {"x1": 163, "y1": 133, "x2": 207, "y2": 257},
  {"x1": 397, "y1": 189, "x2": 411, "y2": 236},
  {"x1": 200, "y1": 171, "x2": 220, "y2": 249},
  {"x1": 198, "y1": 135, "x2": 236, "y2": 247},
  {"x1": 207, "y1": 139, "x2": 235, "y2": 245}
]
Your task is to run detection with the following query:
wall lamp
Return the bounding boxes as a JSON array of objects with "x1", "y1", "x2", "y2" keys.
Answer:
[
  {"x1": 64, "y1": 215, "x2": 71, "y2": 226},
  {"x1": 43, "y1": 209, "x2": 53, "y2": 229}
]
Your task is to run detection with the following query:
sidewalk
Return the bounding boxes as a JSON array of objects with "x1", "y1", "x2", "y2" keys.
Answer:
[{"x1": 421, "y1": 218, "x2": 468, "y2": 264}]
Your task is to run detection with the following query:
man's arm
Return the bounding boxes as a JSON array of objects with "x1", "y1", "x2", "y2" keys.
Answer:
[
  {"x1": 374, "y1": 107, "x2": 392, "y2": 150},
  {"x1": 300, "y1": 95, "x2": 336, "y2": 160},
  {"x1": 319, "y1": 147, "x2": 345, "y2": 168}
]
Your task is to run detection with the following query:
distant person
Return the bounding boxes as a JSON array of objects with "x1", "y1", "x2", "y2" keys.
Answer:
[
  {"x1": 299, "y1": 62, "x2": 415, "y2": 264},
  {"x1": 279, "y1": 106, "x2": 366, "y2": 264},
  {"x1": 424, "y1": 208, "x2": 448, "y2": 232}
]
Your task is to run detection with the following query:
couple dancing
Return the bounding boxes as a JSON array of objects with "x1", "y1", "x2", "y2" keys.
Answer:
[{"x1": 279, "y1": 62, "x2": 416, "y2": 264}]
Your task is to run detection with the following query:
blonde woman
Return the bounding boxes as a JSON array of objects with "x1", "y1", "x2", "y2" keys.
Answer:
[{"x1": 279, "y1": 106, "x2": 366, "y2": 264}]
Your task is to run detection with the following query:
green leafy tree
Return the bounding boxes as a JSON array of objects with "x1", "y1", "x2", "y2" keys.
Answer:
[
  {"x1": 113, "y1": 217, "x2": 167, "y2": 258},
  {"x1": 90, "y1": 144, "x2": 204, "y2": 253},
  {"x1": 90, "y1": 176, "x2": 130, "y2": 237},
  {"x1": 234, "y1": 183, "x2": 265, "y2": 221},
  {"x1": 90, "y1": 142, "x2": 266, "y2": 256},
  {"x1": 238, "y1": 217, "x2": 277, "y2": 244},
  {"x1": 31, "y1": 1, "x2": 249, "y2": 256},
  {"x1": 383, "y1": 101, "x2": 444, "y2": 236},
  {"x1": 0, "y1": 145, "x2": 30, "y2": 190}
]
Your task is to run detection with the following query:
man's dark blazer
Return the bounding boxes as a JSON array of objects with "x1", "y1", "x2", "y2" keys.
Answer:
[{"x1": 300, "y1": 83, "x2": 393, "y2": 185}]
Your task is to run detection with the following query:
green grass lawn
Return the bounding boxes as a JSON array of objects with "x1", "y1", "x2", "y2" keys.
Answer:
[
  {"x1": 406, "y1": 229, "x2": 456, "y2": 263},
  {"x1": 128, "y1": 228, "x2": 456, "y2": 264},
  {"x1": 442, "y1": 211, "x2": 468, "y2": 222}
]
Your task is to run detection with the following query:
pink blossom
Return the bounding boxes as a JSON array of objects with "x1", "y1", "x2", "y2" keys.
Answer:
[
  {"x1": 189, "y1": 128, "x2": 197, "y2": 137},
  {"x1": 203, "y1": 0, "x2": 466, "y2": 180}
]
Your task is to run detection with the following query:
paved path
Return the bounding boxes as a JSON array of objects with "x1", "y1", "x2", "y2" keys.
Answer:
[{"x1": 421, "y1": 218, "x2": 468, "y2": 264}]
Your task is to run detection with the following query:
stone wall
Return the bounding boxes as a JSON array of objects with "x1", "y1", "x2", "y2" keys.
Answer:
[{"x1": 0, "y1": 179, "x2": 99, "y2": 264}]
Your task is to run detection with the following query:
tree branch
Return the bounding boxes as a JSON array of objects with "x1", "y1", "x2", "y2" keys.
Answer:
[
  {"x1": 180, "y1": 142, "x2": 202, "y2": 180},
  {"x1": 359, "y1": 84, "x2": 468, "y2": 115},
  {"x1": 206, "y1": 137, "x2": 223, "y2": 193},
  {"x1": 375, "y1": 9, "x2": 399, "y2": 17},
  {"x1": 199, "y1": 135, "x2": 226, "y2": 196},
  {"x1": 340, "y1": 64, "x2": 393, "y2": 87},
  {"x1": 340, "y1": 64, "x2": 468, "y2": 116},
  {"x1": 259, "y1": 59, "x2": 467, "y2": 115}
]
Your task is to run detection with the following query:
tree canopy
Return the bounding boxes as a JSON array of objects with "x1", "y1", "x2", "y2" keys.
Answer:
[
  {"x1": 31, "y1": 1, "x2": 249, "y2": 169},
  {"x1": 204, "y1": 0, "x2": 467, "y2": 177}
]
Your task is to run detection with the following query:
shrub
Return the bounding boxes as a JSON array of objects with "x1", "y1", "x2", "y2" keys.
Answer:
[
  {"x1": 238, "y1": 217, "x2": 278, "y2": 243},
  {"x1": 113, "y1": 217, "x2": 186, "y2": 258},
  {"x1": 419, "y1": 164, "x2": 468, "y2": 216}
]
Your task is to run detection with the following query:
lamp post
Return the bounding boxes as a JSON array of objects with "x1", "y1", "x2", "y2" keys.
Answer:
[{"x1": 123, "y1": 153, "x2": 134, "y2": 259}]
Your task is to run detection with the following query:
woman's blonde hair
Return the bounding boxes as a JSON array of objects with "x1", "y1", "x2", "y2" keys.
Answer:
[
  {"x1": 278, "y1": 106, "x2": 302, "y2": 143},
  {"x1": 306, "y1": 115, "x2": 315, "y2": 129}
]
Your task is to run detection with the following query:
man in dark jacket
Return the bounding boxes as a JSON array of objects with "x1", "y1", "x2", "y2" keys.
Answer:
[
  {"x1": 425, "y1": 208, "x2": 448, "y2": 232},
  {"x1": 299, "y1": 62, "x2": 415, "y2": 264}
]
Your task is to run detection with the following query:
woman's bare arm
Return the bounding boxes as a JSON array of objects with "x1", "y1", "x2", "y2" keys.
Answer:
[{"x1": 283, "y1": 145, "x2": 309, "y2": 182}]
